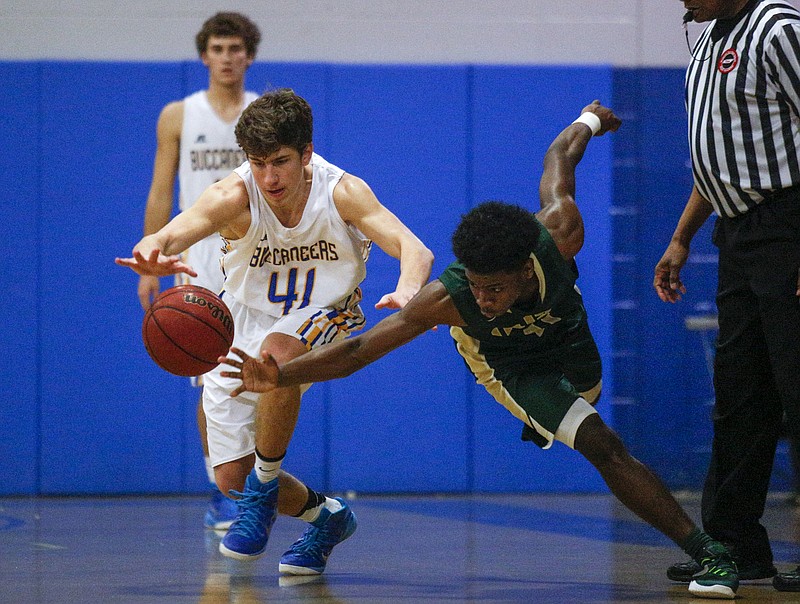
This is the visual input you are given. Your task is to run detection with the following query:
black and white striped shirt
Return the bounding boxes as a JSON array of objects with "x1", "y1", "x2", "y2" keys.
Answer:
[{"x1": 686, "y1": 0, "x2": 800, "y2": 218}]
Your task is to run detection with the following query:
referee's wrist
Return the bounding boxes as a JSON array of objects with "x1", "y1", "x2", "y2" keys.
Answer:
[{"x1": 572, "y1": 112, "x2": 601, "y2": 136}]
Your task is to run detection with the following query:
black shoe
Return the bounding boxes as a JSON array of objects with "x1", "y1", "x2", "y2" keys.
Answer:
[
  {"x1": 668, "y1": 557, "x2": 777, "y2": 582},
  {"x1": 774, "y1": 566, "x2": 800, "y2": 592}
]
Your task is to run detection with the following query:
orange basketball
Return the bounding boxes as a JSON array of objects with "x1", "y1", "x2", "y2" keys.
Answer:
[{"x1": 142, "y1": 285, "x2": 234, "y2": 377}]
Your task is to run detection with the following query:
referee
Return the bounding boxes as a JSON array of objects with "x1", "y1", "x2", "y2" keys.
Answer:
[{"x1": 654, "y1": 0, "x2": 800, "y2": 593}]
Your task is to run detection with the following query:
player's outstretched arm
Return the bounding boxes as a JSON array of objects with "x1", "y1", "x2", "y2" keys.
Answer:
[
  {"x1": 117, "y1": 174, "x2": 250, "y2": 279},
  {"x1": 219, "y1": 280, "x2": 458, "y2": 395},
  {"x1": 537, "y1": 100, "x2": 621, "y2": 261},
  {"x1": 116, "y1": 209, "x2": 206, "y2": 278}
]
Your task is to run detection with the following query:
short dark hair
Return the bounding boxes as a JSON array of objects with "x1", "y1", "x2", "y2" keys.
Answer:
[
  {"x1": 452, "y1": 201, "x2": 542, "y2": 274},
  {"x1": 235, "y1": 88, "x2": 313, "y2": 158},
  {"x1": 195, "y1": 12, "x2": 261, "y2": 58}
]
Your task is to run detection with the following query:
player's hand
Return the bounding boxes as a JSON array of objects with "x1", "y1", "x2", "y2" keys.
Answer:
[
  {"x1": 654, "y1": 242, "x2": 689, "y2": 303},
  {"x1": 375, "y1": 284, "x2": 423, "y2": 310},
  {"x1": 375, "y1": 291, "x2": 410, "y2": 311},
  {"x1": 115, "y1": 248, "x2": 198, "y2": 278},
  {"x1": 580, "y1": 100, "x2": 622, "y2": 136},
  {"x1": 375, "y1": 289, "x2": 438, "y2": 331},
  {"x1": 138, "y1": 275, "x2": 161, "y2": 310},
  {"x1": 219, "y1": 347, "x2": 280, "y2": 397}
]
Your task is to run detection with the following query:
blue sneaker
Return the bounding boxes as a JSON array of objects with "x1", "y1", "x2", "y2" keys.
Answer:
[
  {"x1": 204, "y1": 490, "x2": 238, "y2": 530},
  {"x1": 279, "y1": 497, "x2": 357, "y2": 575},
  {"x1": 219, "y1": 471, "x2": 279, "y2": 560}
]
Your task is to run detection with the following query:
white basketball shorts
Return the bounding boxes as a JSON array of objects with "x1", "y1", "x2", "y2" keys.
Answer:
[{"x1": 202, "y1": 295, "x2": 365, "y2": 466}]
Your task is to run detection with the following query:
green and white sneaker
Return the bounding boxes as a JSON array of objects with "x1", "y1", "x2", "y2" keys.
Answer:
[{"x1": 688, "y1": 542, "x2": 739, "y2": 599}]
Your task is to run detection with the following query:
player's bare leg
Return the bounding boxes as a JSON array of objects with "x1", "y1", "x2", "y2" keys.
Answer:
[
  {"x1": 220, "y1": 333, "x2": 357, "y2": 571},
  {"x1": 219, "y1": 333, "x2": 356, "y2": 567},
  {"x1": 574, "y1": 414, "x2": 738, "y2": 598},
  {"x1": 574, "y1": 414, "x2": 694, "y2": 542}
]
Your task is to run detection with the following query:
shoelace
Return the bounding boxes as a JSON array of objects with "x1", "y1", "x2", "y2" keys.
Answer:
[
  {"x1": 227, "y1": 488, "x2": 274, "y2": 539},
  {"x1": 291, "y1": 517, "x2": 347, "y2": 559},
  {"x1": 290, "y1": 525, "x2": 325, "y2": 556}
]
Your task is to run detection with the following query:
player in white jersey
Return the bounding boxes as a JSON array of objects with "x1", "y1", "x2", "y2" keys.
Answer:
[
  {"x1": 117, "y1": 89, "x2": 434, "y2": 574},
  {"x1": 135, "y1": 12, "x2": 261, "y2": 530}
]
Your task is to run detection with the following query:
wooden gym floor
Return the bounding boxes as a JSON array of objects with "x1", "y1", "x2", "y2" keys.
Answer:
[{"x1": 1, "y1": 492, "x2": 798, "y2": 603}]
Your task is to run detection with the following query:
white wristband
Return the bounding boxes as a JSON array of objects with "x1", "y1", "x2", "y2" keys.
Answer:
[{"x1": 572, "y1": 112, "x2": 601, "y2": 136}]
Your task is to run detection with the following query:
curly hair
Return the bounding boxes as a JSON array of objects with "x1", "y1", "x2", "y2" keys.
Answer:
[
  {"x1": 195, "y1": 12, "x2": 261, "y2": 58},
  {"x1": 235, "y1": 88, "x2": 313, "y2": 158},
  {"x1": 451, "y1": 201, "x2": 542, "y2": 274}
]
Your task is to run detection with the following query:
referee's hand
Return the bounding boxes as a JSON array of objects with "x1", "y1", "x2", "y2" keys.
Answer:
[{"x1": 654, "y1": 243, "x2": 688, "y2": 303}]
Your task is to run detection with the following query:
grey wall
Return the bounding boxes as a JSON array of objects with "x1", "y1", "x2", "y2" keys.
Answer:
[{"x1": 7, "y1": 1, "x2": 796, "y2": 66}]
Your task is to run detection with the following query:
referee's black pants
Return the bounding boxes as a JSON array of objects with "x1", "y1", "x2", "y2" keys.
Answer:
[{"x1": 703, "y1": 193, "x2": 800, "y2": 563}]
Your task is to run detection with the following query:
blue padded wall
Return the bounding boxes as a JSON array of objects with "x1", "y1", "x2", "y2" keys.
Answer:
[
  {"x1": 639, "y1": 68, "x2": 718, "y2": 486},
  {"x1": 0, "y1": 63, "x2": 40, "y2": 494},
  {"x1": 324, "y1": 65, "x2": 472, "y2": 492},
  {"x1": 4, "y1": 59, "x2": 793, "y2": 495},
  {"x1": 611, "y1": 68, "x2": 720, "y2": 487},
  {"x1": 37, "y1": 62, "x2": 188, "y2": 493},
  {"x1": 610, "y1": 68, "x2": 793, "y2": 491},
  {"x1": 470, "y1": 66, "x2": 613, "y2": 492},
  {"x1": 608, "y1": 68, "x2": 643, "y2": 461}
]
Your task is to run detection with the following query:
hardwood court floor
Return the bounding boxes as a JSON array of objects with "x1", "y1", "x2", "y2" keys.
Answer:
[{"x1": 1, "y1": 492, "x2": 798, "y2": 603}]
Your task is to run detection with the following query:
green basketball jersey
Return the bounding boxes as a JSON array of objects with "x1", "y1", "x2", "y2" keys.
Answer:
[{"x1": 438, "y1": 220, "x2": 590, "y2": 375}]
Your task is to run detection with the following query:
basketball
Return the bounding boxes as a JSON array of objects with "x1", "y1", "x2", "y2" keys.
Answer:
[{"x1": 142, "y1": 285, "x2": 235, "y2": 377}]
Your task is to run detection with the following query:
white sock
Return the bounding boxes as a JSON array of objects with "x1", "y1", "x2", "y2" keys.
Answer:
[
  {"x1": 204, "y1": 456, "x2": 216, "y2": 485},
  {"x1": 254, "y1": 450, "x2": 285, "y2": 484},
  {"x1": 299, "y1": 496, "x2": 343, "y2": 523}
]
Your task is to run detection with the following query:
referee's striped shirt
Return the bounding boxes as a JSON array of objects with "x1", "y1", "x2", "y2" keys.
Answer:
[{"x1": 686, "y1": 0, "x2": 800, "y2": 218}]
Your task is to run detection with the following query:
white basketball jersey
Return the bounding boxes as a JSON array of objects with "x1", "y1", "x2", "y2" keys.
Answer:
[
  {"x1": 223, "y1": 153, "x2": 372, "y2": 317},
  {"x1": 178, "y1": 90, "x2": 258, "y2": 292}
]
